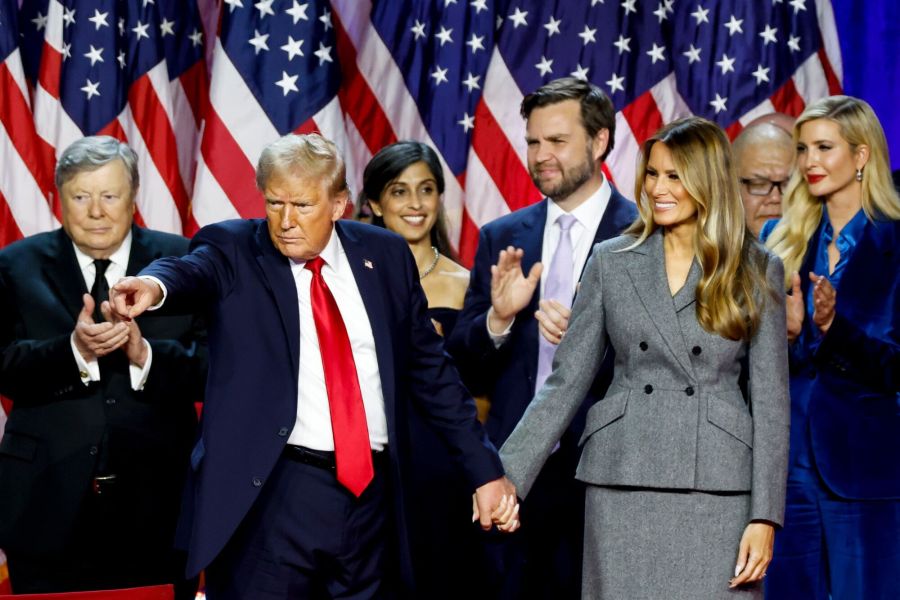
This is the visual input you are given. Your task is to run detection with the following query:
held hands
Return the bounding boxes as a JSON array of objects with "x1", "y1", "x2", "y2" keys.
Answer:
[
  {"x1": 109, "y1": 276, "x2": 163, "y2": 321},
  {"x1": 809, "y1": 272, "x2": 836, "y2": 334},
  {"x1": 471, "y1": 476, "x2": 521, "y2": 533},
  {"x1": 73, "y1": 294, "x2": 148, "y2": 367},
  {"x1": 785, "y1": 272, "x2": 804, "y2": 343},
  {"x1": 536, "y1": 299, "x2": 571, "y2": 345},
  {"x1": 730, "y1": 521, "x2": 775, "y2": 588},
  {"x1": 489, "y1": 247, "x2": 542, "y2": 333}
]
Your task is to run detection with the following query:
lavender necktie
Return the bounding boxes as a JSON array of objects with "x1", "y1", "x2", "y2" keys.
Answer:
[{"x1": 536, "y1": 214, "x2": 577, "y2": 393}]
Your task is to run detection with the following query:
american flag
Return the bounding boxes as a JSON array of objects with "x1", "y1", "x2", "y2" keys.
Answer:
[{"x1": 0, "y1": 0, "x2": 842, "y2": 436}]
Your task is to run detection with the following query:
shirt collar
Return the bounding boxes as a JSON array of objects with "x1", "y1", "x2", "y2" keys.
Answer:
[
  {"x1": 71, "y1": 230, "x2": 133, "y2": 272},
  {"x1": 822, "y1": 208, "x2": 867, "y2": 252},
  {"x1": 546, "y1": 176, "x2": 611, "y2": 228}
]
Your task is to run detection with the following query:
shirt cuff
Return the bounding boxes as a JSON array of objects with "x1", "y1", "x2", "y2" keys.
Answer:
[
  {"x1": 129, "y1": 339, "x2": 153, "y2": 391},
  {"x1": 486, "y1": 307, "x2": 514, "y2": 349},
  {"x1": 71, "y1": 333, "x2": 99, "y2": 385},
  {"x1": 139, "y1": 276, "x2": 168, "y2": 310}
]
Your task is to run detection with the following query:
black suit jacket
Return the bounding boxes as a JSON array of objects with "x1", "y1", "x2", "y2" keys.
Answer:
[{"x1": 0, "y1": 226, "x2": 207, "y2": 556}]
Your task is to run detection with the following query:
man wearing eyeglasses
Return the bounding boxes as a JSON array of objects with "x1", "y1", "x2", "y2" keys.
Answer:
[{"x1": 733, "y1": 121, "x2": 795, "y2": 237}]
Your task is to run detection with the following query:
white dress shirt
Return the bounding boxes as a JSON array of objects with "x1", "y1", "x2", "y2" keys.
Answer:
[
  {"x1": 69, "y1": 231, "x2": 153, "y2": 390},
  {"x1": 489, "y1": 176, "x2": 612, "y2": 343},
  {"x1": 286, "y1": 229, "x2": 389, "y2": 451}
]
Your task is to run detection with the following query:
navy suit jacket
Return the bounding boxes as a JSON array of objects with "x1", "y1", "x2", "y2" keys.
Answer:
[
  {"x1": 447, "y1": 189, "x2": 637, "y2": 454},
  {"x1": 771, "y1": 217, "x2": 900, "y2": 500},
  {"x1": 142, "y1": 218, "x2": 503, "y2": 582},
  {"x1": 0, "y1": 226, "x2": 206, "y2": 556}
]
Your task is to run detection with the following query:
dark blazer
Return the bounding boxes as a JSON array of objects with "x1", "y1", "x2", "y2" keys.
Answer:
[
  {"x1": 0, "y1": 226, "x2": 207, "y2": 556},
  {"x1": 771, "y1": 217, "x2": 900, "y2": 499},
  {"x1": 447, "y1": 189, "x2": 637, "y2": 450},
  {"x1": 142, "y1": 219, "x2": 504, "y2": 584}
]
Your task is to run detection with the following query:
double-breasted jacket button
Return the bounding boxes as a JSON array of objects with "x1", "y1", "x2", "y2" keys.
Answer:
[
  {"x1": 105, "y1": 398, "x2": 116, "y2": 405},
  {"x1": 685, "y1": 386, "x2": 695, "y2": 396},
  {"x1": 251, "y1": 477, "x2": 263, "y2": 488},
  {"x1": 692, "y1": 346, "x2": 702, "y2": 356},
  {"x1": 277, "y1": 427, "x2": 289, "y2": 437},
  {"x1": 639, "y1": 341, "x2": 649, "y2": 351},
  {"x1": 89, "y1": 446, "x2": 99, "y2": 456},
  {"x1": 644, "y1": 384, "x2": 653, "y2": 394}
]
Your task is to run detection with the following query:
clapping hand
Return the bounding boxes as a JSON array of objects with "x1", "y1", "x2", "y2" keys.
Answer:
[
  {"x1": 809, "y1": 272, "x2": 836, "y2": 334},
  {"x1": 785, "y1": 272, "x2": 804, "y2": 343}
]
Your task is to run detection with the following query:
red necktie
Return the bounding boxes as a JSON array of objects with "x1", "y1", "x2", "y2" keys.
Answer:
[{"x1": 305, "y1": 256, "x2": 373, "y2": 497}]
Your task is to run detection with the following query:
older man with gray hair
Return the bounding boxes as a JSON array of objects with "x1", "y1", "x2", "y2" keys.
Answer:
[
  {"x1": 0, "y1": 136, "x2": 207, "y2": 597},
  {"x1": 733, "y1": 120, "x2": 796, "y2": 237}
]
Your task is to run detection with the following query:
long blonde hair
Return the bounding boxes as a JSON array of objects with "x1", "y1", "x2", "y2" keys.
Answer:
[
  {"x1": 626, "y1": 117, "x2": 772, "y2": 341},
  {"x1": 765, "y1": 96, "x2": 900, "y2": 285}
]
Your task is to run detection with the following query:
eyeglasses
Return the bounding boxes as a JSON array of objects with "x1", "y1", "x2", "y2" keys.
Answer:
[{"x1": 740, "y1": 178, "x2": 788, "y2": 197}]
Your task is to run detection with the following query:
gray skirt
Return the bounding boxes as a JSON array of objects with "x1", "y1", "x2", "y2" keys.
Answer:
[{"x1": 583, "y1": 486, "x2": 763, "y2": 599}]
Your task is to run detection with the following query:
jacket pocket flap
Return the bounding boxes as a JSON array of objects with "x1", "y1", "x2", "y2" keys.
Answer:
[
  {"x1": 579, "y1": 392, "x2": 629, "y2": 446},
  {"x1": 0, "y1": 432, "x2": 38, "y2": 462},
  {"x1": 707, "y1": 397, "x2": 753, "y2": 447}
]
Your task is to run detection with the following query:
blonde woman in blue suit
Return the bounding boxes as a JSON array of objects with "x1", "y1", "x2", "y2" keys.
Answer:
[{"x1": 498, "y1": 117, "x2": 790, "y2": 599}]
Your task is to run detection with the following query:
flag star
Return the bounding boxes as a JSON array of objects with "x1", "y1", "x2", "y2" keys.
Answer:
[
  {"x1": 466, "y1": 33, "x2": 485, "y2": 53},
  {"x1": 535, "y1": 55, "x2": 553, "y2": 76},
  {"x1": 458, "y1": 112, "x2": 475, "y2": 133},
  {"x1": 319, "y1": 9, "x2": 333, "y2": 31},
  {"x1": 117, "y1": 50, "x2": 126, "y2": 68},
  {"x1": 790, "y1": 0, "x2": 807, "y2": 13},
  {"x1": 189, "y1": 28, "x2": 203, "y2": 47},
  {"x1": 683, "y1": 44, "x2": 701, "y2": 64},
  {"x1": 606, "y1": 73, "x2": 625, "y2": 94},
  {"x1": 724, "y1": 15, "x2": 743, "y2": 35},
  {"x1": 224, "y1": 0, "x2": 243, "y2": 13},
  {"x1": 81, "y1": 79, "x2": 100, "y2": 100},
  {"x1": 314, "y1": 42, "x2": 333, "y2": 65},
  {"x1": 752, "y1": 64, "x2": 770, "y2": 84},
  {"x1": 275, "y1": 71, "x2": 299, "y2": 96},
  {"x1": 436, "y1": 26, "x2": 453, "y2": 46},
  {"x1": 571, "y1": 64, "x2": 590, "y2": 80},
  {"x1": 543, "y1": 16, "x2": 562, "y2": 37},
  {"x1": 32, "y1": 11, "x2": 48, "y2": 31},
  {"x1": 653, "y1": 3, "x2": 669, "y2": 23},
  {"x1": 286, "y1": 1, "x2": 308, "y2": 24},
  {"x1": 787, "y1": 34, "x2": 801, "y2": 52},
  {"x1": 579, "y1": 25, "x2": 597, "y2": 45},
  {"x1": 621, "y1": 0, "x2": 637, "y2": 15},
  {"x1": 462, "y1": 72, "x2": 481, "y2": 92},
  {"x1": 471, "y1": 0, "x2": 488, "y2": 14},
  {"x1": 410, "y1": 20, "x2": 426, "y2": 40},
  {"x1": 88, "y1": 9, "x2": 109, "y2": 30},
  {"x1": 132, "y1": 20, "x2": 150, "y2": 40},
  {"x1": 592, "y1": 0, "x2": 604, "y2": 5},
  {"x1": 84, "y1": 44, "x2": 104, "y2": 66},
  {"x1": 496, "y1": 15, "x2": 503, "y2": 30},
  {"x1": 159, "y1": 18, "x2": 175, "y2": 37},
  {"x1": 664, "y1": 0, "x2": 675, "y2": 12},
  {"x1": 61, "y1": 43, "x2": 72, "y2": 60},
  {"x1": 249, "y1": 29, "x2": 270, "y2": 54},
  {"x1": 613, "y1": 34, "x2": 631, "y2": 53},
  {"x1": 760, "y1": 24, "x2": 778, "y2": 45},
  {"x1": 62, "y1": 7, "x2": 76, "y2": 27},
  {"x1": 716, "y1": 53, "x2": 735, "y2": 74},
  {"x1": 508, "y1": 8, "x2": 528, "y2": 28},
  {"x1": 430, "y1": 65, "x2": 449, "y2": 85},
  {"x1": 710, "y1": 93, "x2": 728, "y2": 113},
  {"x1": 281, "y1": 36, "x2": 304, "y2": 60},
  {"x1": 691, "y1": 5, "x2": 709, "y2": 24},
  {"x1": 142, "y1": 0, "x2": 155, "y2": 6},
  {"x1": 444, "y1": 0, "x2": 457, "y2": 5},
  {"x1": 646, "y1": 43, "x2": 666, "y2": 64},
  {"x1": 118, "y1": 17, "x2": 125, "y2": 35},
  {"x1": 255, "y1": 0, "x2": 276, "y2": 18}
]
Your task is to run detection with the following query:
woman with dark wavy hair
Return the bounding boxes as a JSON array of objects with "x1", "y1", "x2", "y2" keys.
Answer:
[{"x1": 498, "y1": 117, "x2": 790, "y2": 599}]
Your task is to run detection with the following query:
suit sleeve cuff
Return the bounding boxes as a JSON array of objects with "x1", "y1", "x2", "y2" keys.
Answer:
[
  {"x1": 140, "y1": 276, "x2": 168, "y2": 310},
  {"x1": 486, "y1": 307, "x2": 514, "y2": 349},
  {"x1": 129, "y1": 339, "x2": 153, "y2": 391},
  {"x1": 71, "y1": 333, "x2": 99, "y2": 385}
]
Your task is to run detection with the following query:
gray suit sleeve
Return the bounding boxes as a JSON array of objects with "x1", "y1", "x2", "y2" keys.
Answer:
[
  {"x1": 500, "y1": 245, "x2": 608, "y2": 498},
  {"x1": 748, "y1": 256, "x2": 791, "y2": 526}
]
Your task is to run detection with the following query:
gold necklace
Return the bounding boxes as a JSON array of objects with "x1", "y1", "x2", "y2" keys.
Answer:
[{"x1": 419, "y1": 246, "x2": 440, "y2": 279}]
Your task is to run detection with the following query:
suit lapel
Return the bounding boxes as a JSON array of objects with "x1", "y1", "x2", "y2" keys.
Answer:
[
  {"x1": 42, "y1": 229, "x2": 89, "y2": 321},
  {"x1": 336, "y1": 222, "x2": 396, "y2": 409},
  {"x1": 252, "y1": 222, "x2": 300, "y2": 376},
  {"x1": 625, "y1": 230, "x2": 694, "y2": 377},
  {"x1": 832, "y1": 218, "x2": 896, "y2": 311},
  {"x1": 126, "y1": 226, "x2": 156, "y2": 275}
]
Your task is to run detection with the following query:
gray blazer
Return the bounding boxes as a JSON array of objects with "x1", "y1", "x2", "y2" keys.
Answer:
[{"x1": 500, "y1": 229, "x2": 790, "y2": 525}]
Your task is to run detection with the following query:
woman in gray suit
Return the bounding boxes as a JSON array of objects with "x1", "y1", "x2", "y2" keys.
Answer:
[{"x1": 497, "y1": 117, "x2": 790, "y2": 599}]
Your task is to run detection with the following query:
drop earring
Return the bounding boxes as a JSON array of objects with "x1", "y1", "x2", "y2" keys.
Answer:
[{"x1": 856, "y1": 168, "x2": 863, "y2": 182}]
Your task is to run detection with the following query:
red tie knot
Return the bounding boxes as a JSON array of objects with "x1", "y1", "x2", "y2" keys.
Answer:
[{"x1": 305, "y1": 256, "x2": 326, "y2": 275}]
